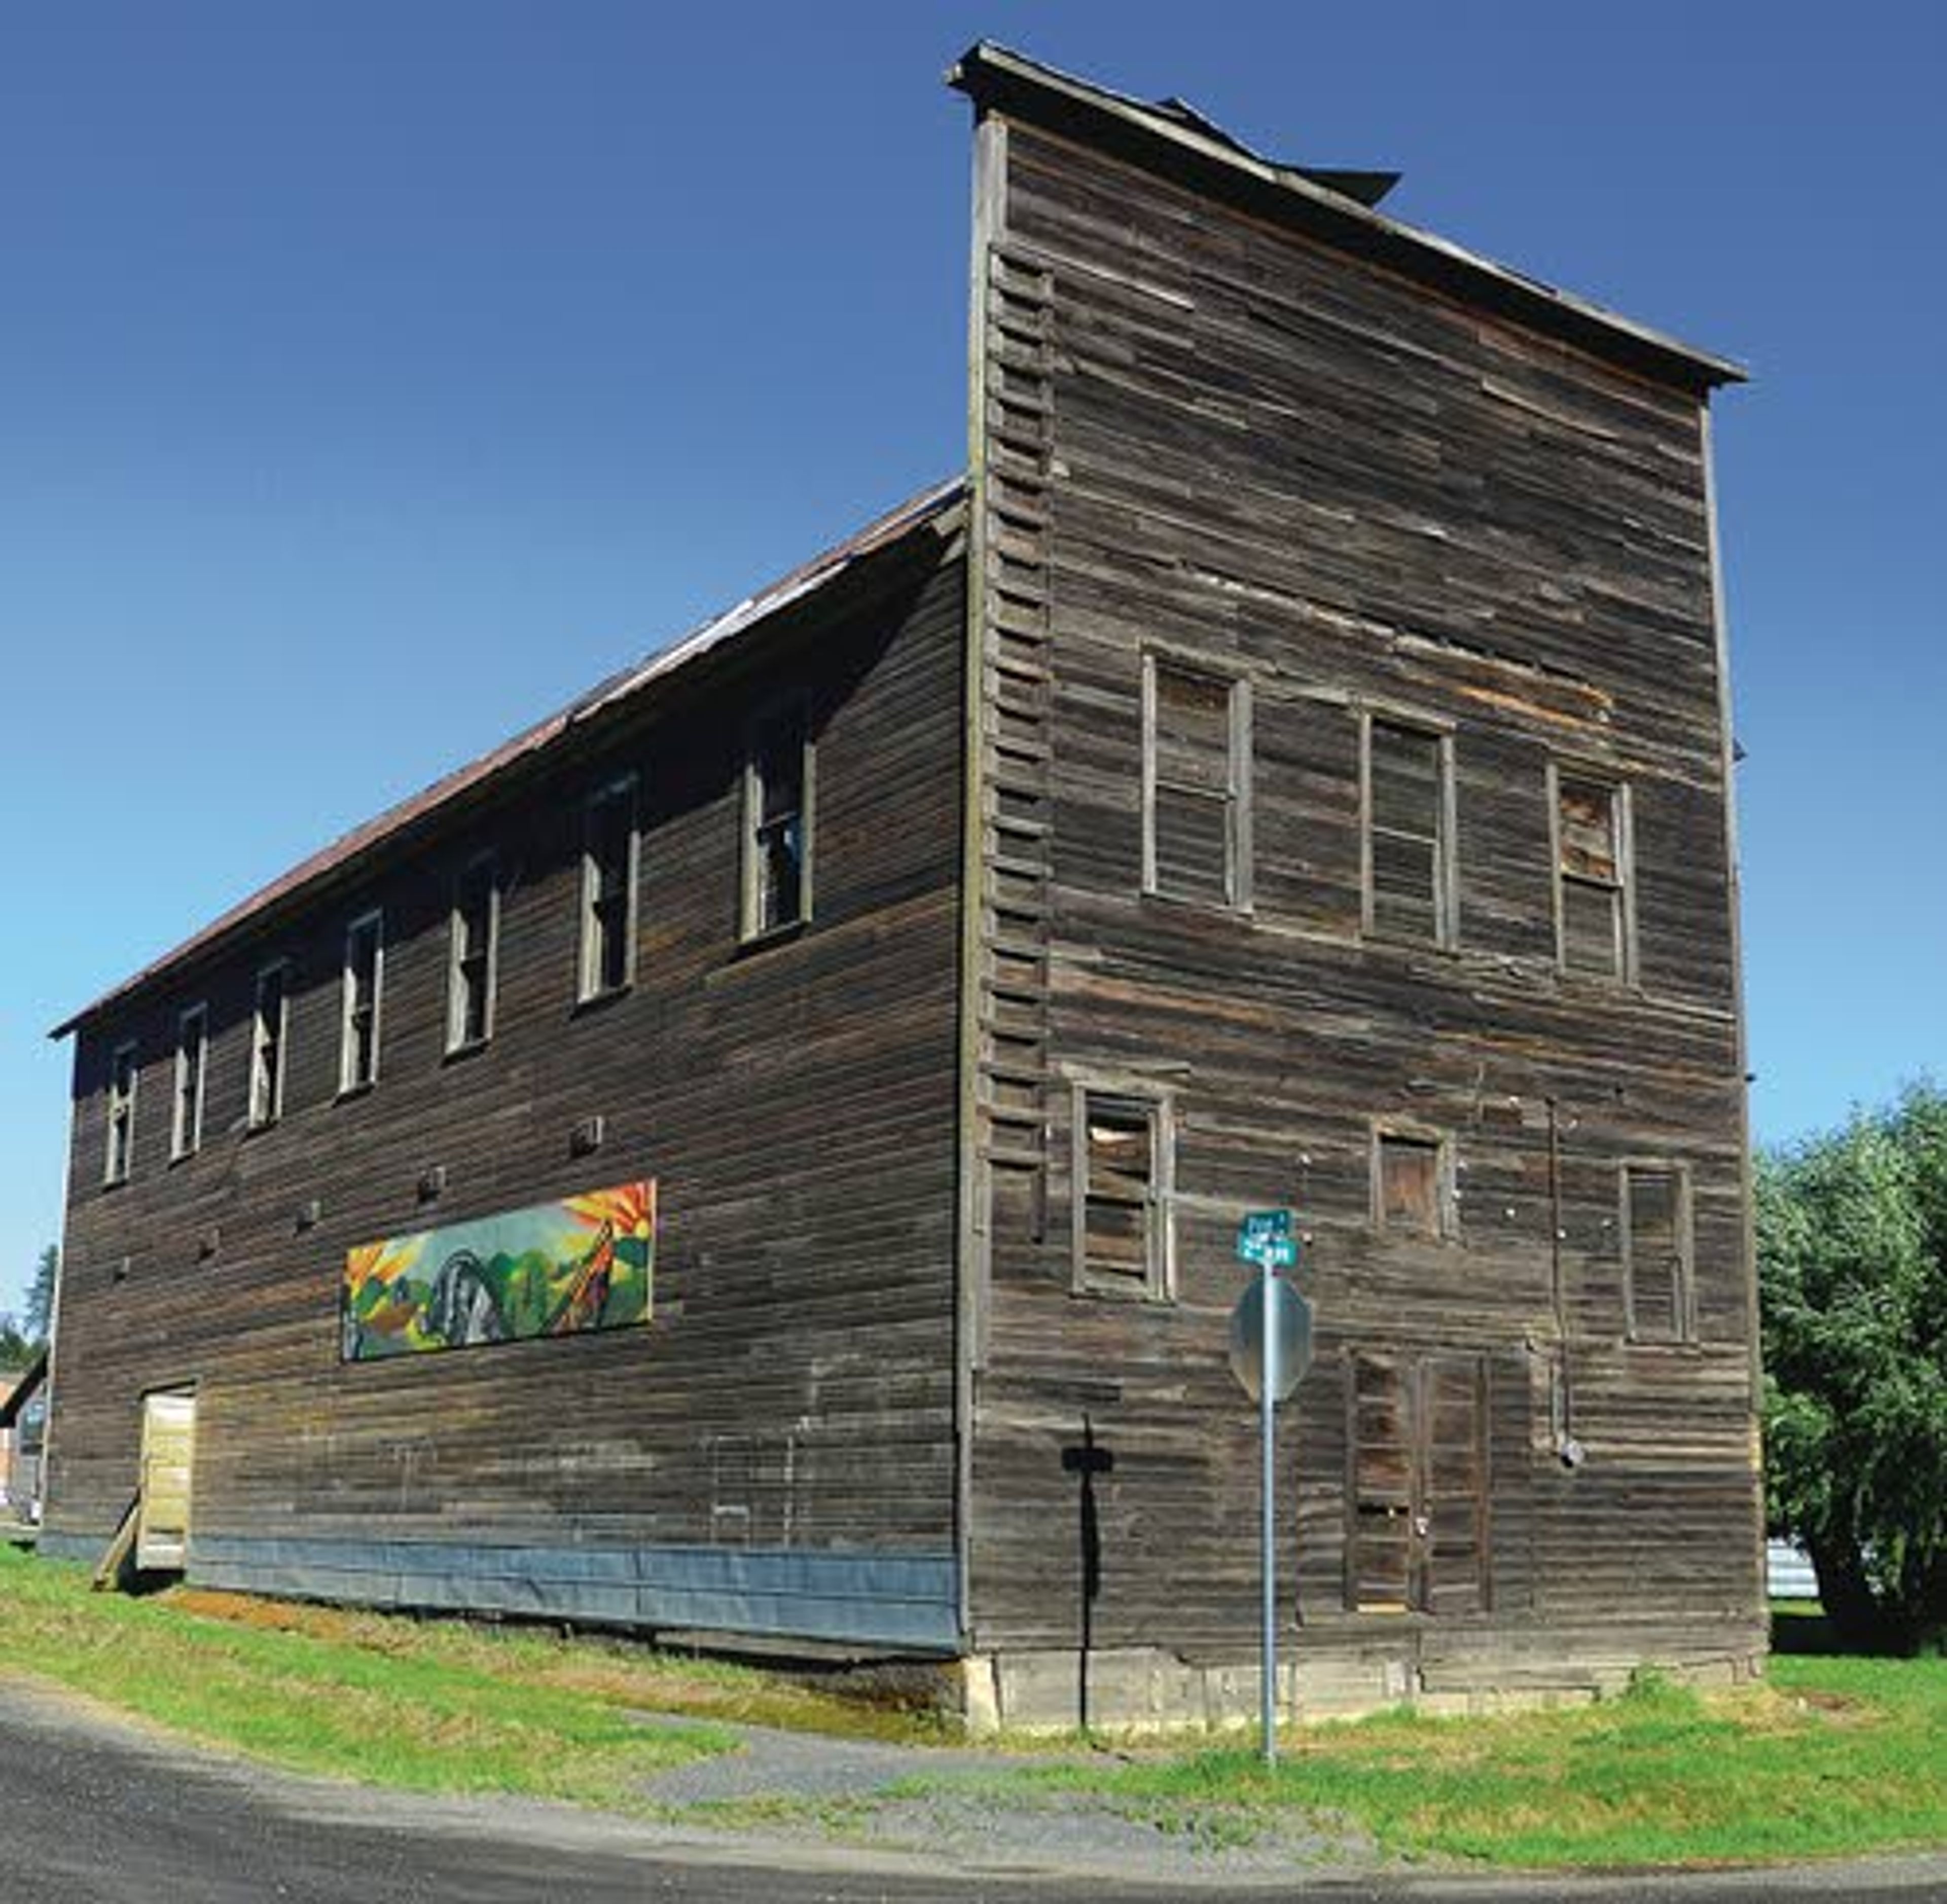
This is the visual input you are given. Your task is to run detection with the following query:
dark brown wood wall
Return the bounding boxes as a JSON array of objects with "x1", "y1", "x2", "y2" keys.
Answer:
[
  {"x1": 964, "y1": 120, "x2": 1760, "y2": 1671},
  {"x1": 49, "y1": 526, "x2": 967, "y2": 1574}
]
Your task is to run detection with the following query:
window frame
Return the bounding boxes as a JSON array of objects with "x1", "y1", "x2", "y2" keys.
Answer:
[
  {"x1": 1370, "y1": 1121, "x2": 1457, "y2": 1240},
  {"x1": 1548, "y1": 761, "x2": 1637, "y2": 983},
  {"x1": 338, "y1": 910, "x2": 385, "y2": 1095},
  {"x1": 1070, "y1": 1080, "x2": 1176, "y2": 1303},
  {"x1": 104, "y1": 1039, "x2": 138, "y2": 1186},
  {"x1": 1140, "y1": 648, "x2": 1254, "y2": 913},
  {"x1": 740, "y1": 695, "x2": 815, "y2": 943},
  {"x1": 248, "y1": 960, "x2": 290, "y2": 1130},
  {"x1": 446, "y1": 851, "x2": 501, "y2": 1054},
  {"x1": 1359, "y1": 709, "x2": 1458, "y2": 949},
  {"x1": 578, "y1": 773, "x2": 640, "y2": 1003},
  {"x1": 170, "y1": 1003, "x2": 208, "y2": 1161},
  {"x1": 1619, "y1": 1160, "x2": 1696, "y2": 1345}
]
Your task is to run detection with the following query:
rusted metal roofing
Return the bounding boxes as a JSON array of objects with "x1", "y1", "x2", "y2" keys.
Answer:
[
  {"x1": 950, "y1": 42, "x2": 1745, "y2": 393},
  {"x1": 51, "y1": 475, "x2": 966, "y2": 1040},
  {"x1": 1146, "y1": 94, "x2": 1400, "y2": 209}
]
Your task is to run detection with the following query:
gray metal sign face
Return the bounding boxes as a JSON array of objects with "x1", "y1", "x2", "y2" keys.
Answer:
[{"x1": 1229, "y1": 1273, "x2": 1313, "y2": 1404}]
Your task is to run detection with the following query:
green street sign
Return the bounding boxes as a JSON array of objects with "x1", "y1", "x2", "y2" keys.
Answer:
[{"x1": 1236, "y1": 1208, "x2": 1298, "y2": 1270}]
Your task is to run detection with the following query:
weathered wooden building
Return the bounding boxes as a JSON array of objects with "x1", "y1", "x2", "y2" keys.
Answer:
[{"x1": 42, "y1": 44, "x2": 1762, "y2": 1726}]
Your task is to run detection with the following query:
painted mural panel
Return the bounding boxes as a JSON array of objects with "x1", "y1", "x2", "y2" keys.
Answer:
[{"x1": 342, "y1": 1180, "x2": 654, "y2": 1360}]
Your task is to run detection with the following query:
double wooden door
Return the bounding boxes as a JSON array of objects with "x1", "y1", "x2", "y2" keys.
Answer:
[{"x1": 1347, "y1": 1352, "x2": 1489, "y2": 1615}]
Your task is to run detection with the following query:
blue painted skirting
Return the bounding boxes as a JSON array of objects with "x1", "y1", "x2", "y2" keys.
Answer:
[{"x1": 152, "y1": 1532, "x2": 962, "y2": 1652}]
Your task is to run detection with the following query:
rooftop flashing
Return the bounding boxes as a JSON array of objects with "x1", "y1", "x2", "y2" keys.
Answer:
[
  {"x1": 51, "y1": 476, "x2": 965, "y2": 1041},
  {"x1": 949, "y1": 41, "x2": 1745, "y2": 394}
]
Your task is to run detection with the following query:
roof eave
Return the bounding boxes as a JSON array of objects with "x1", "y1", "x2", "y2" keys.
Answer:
[
  {"x1": 49, "y1": 475, "x2": 967, "y2": 1042},
  {"x1": 949, "y1": 41, "x2": 1746, "y2": 396}
]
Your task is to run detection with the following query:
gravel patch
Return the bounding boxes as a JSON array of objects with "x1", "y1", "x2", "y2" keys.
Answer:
[
  {"x1": 631, "y1": 1715, "x2": 1375, "y2": 1884},
  {"x1": 636, "y1": 1715, "x2": 1013, "y2": 1805}
]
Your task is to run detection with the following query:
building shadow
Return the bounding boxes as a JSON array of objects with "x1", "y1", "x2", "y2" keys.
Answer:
[{"x1": 1060, "y1": 1413, "x2": 1114, "y2": 1735}]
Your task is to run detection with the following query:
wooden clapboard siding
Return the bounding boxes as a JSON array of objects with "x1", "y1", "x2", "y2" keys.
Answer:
[
  {"x1": 48, "y1": 521, "x2": 968, "y2": 1583},
  {"x1": 962, "y1": 112, "x2": 1760, "y2": 1675}
]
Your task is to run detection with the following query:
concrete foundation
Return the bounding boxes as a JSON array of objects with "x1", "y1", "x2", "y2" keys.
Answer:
[{"x1": 956, "y1": 1629, "x2": 1768, "y2": 1736}]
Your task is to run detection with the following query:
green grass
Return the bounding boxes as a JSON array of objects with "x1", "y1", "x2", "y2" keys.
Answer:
[
  {"x1": 3, "y1": 1547, "x2": 1941, "y2": 1870},
  {"x1": 0, "y1": 1546, "x2": 752, "y2": 1800},
  {"x1": 889, "y1": 1658, "x2": 1947, "y2": 1870}
]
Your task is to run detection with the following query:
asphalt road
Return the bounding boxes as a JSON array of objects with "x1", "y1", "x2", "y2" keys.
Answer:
[{"x1": 0, "y1": 1681, "x2": 1939, "y2": 1903}]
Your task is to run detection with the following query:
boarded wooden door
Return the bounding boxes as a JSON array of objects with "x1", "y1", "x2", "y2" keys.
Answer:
[
  {"x1": 1347, "y1": 1353, "x2": 1487, "y2": 1615},
  {"x1": 136, "y1": 1391, "x2": 196, "y2": 1571}
]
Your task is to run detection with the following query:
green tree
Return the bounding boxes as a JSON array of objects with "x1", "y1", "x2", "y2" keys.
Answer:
[
  {"x1": 0, "y1": 1313, "x2": 31, "y2": 1370},
  {"x1": 24, "y1": 1244, "x2": 56, "y2": 1344},
  {"x1": 1758, "y1": 1084, "x2": 1947, "y2": 1652}
]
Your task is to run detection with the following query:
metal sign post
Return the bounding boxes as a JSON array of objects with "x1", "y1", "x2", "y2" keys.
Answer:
[
  {"x1": 1259, "y1": 1263, "x2": 1277, "y2": 1764},
  {"x1": 1229, "y1": 1210, "x2": 1312, "y2": 1768}
]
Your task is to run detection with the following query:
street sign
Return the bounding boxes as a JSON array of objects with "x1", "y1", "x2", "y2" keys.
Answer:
[
  {"x1": 1226, "y1": 1233, "x2": 1316, "y2": 1770},
  {"x1": 1235, "y1": 1208, "x2": 1297, "y2": 1271},
  {"x1": 1228, "y1": 1272, "x2": 1313, "y2": 1404}
]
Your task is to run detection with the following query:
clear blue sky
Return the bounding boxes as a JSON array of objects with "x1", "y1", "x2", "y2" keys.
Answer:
[{"x1": 4, "y1": 3, "x2": 1942, "y2": 1315}]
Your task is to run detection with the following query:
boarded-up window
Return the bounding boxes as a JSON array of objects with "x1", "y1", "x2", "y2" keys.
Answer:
[
  {"x1": 1376, "y1": 1130, "x2": 1448, "y2": 1236},
  {"x1": 339, "y1": 911, "x2": 383, "y2": 1093},
  {"x1": 1624, "y1": 1164, "x2": 1692, "y2": 1343},
  {"x1": 580, "y1": 775, "x2": 638, "y2": 999},
  {"x1": 1144, "y1": 656, "x2": 1248, "y2": 909},
  {"x1": 171, "y1": 1005, "x2": 207, "y2": 1160},
  {"x1": 1347, "y1": 1351, "x2": 1488, "y2": 1615},
  {"x1": 249, "y1": 964, "x2": 287, "y2": 1129},
  {"x1": 1365, "y1": 717, "x2": 1451, "y2": 944},
  {"x1": 104, "y1": 1041, "x2": 137, "y2": 1185},
  {"x1": 1074, "y1": 1089, "x2": 1170, "y2": 1300},
  {"x1": 744, "y1": 701, "x2": 811, "y2": 939},
  {"x1": 447, "y1": 853, "x2": 499, "y2": 1052},
  {"x1": 1556, "y1": 771, "x2": 1631, "y2": 979}
]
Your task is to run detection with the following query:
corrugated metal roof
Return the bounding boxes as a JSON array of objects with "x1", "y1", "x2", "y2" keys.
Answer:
[
  {"x1": 950, "y1": 42, "x2": 1745, "y2": 392},
  {"x1": 51, "y1": 475, "x2": 966, "y2": 1040}
]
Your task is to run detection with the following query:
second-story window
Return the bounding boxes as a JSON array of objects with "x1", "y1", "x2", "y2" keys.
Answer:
[
  {"x1": 448, "y1": 853, "x2": 499, "y2": 1052},
  {"x1": 1364, "y1": 715, "x2": 1455, "y2": 946},
  {"x1": 249, "y1": 962, "x2": 289, "y2": 1128},
  {"x1": 104, "y1": 1041, "x2": 137, "y2": 1185},
  {"x1": 1143, "y1": 655, "x2": 1250, "y2": 909},
  {"x1": 340, "y1": 912, "x2": 384, "y2": 1093},
  {"x1": 580, "y1": 775, "x2": 638, "y2": 1001},
  {"x1": 1554, "y1": 769, "x2": 1634, "y2": 981},
  {"x1": 743, "y1": 701, "x2": 812, "y2": 940},
  {"x1": 171, "y1": 1005, "x2": 207, "y2": 1160}
]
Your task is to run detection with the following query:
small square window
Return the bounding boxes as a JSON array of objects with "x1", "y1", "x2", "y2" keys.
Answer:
[
  {"x1": 1375, "y1": 1129, "x2": 1449, "y2": 1236},
  {"x1": 1073, "y1": 1087, "x2": 1172, "y2": 1300}
]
